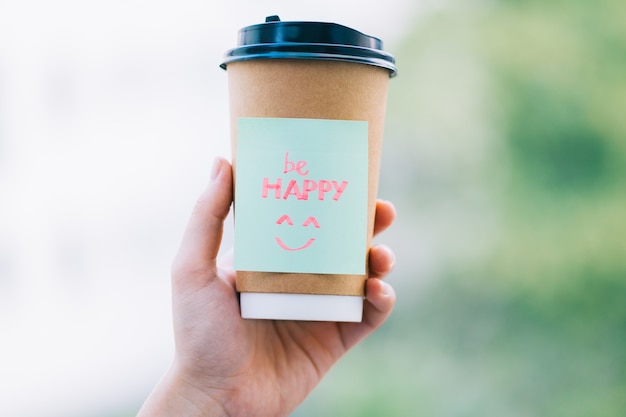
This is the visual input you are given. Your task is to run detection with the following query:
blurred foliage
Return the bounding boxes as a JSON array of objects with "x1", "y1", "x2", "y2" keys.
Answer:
[{"x1": 295, "y1": 0, "x2": 626, "y2": 416}]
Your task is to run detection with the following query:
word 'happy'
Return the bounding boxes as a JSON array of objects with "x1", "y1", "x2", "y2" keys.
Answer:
[{"x1": 261, "y1": 152, "x2": 348, "y2": 201}]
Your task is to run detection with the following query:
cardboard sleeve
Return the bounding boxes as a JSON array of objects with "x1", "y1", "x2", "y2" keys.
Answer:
[{"x1": 228, "y1": 59, "x2": 390, "y2": 296}]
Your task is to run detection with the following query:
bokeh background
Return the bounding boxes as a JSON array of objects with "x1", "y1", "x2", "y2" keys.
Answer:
[{"x1": 1, "y1": 1, "x2": 624, "y2": 416}]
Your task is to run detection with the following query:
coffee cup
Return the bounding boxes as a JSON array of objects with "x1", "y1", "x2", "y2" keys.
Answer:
[{"x1": 221, "y1": 15, "x2": 397, "y2": 322}]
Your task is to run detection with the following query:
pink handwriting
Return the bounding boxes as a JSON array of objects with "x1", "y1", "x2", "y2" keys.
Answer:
[
  {"x1": 276, "y1": 214, "x2": 321, "y2": 228},
  {"x1": 262, "y1": 178, "x2": 348, "y2": 201},
  {"x1": 261, "y1": 151, "x2": 349, "y2": 201},
  {"x1": 283, "y1": 152, "x2": 309, "y2": 176},
  {"x1": 276, "y1": 214, "x2": 294, "y2": 225},
  {"x1": 274, "y1": 213, "x2": 319, "y2": 251},
  {"x1": 302, "y1": 216, "x2": 320, "y2": 228},
  {"x1": 275, "y1": 237, "x2": 315, "y2": 251}
]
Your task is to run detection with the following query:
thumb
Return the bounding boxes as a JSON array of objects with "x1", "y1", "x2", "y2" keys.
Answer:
[{"x1": 171, "y1": 157, "x2": 233, "y2": 285}]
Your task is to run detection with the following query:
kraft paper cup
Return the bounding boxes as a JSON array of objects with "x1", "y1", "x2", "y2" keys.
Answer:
[{"x1": 221, "y1": 16, "x2": 397, "y2": 322}]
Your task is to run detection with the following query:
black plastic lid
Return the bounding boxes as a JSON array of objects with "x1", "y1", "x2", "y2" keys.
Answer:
[{"x1": 220, "y1": 16, "x2": 397, "y2": 77}]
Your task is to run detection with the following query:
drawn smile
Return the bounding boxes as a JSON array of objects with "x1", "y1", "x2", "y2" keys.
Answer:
[
  {"x1": 274, "y1": 214, "x2": 320, "y2": 251},
  {"x1": 274, "y1": 237, "x2": 316, "y2": 251}
]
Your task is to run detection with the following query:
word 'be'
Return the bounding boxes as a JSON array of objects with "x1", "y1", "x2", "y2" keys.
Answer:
[{"x1": 261, "y1": 152, "x2": 348, "y2": 201}]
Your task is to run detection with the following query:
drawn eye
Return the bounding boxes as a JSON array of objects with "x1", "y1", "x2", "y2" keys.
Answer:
[
  {"x1": 276, "y1": 214, "x2": 294, "y2": 225},
  {"x1": 302, "y1": 216, "x2": 320, "y2": 228}
]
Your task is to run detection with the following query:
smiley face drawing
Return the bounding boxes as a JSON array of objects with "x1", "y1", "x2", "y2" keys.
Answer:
[{"x1": 274, "y1": 214, "x2": 321, "y2": 251}]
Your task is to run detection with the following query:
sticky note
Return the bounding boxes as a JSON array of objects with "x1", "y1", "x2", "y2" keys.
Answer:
[{"x1": 234, "y1": 117, "x2": 368, "y2": 275}]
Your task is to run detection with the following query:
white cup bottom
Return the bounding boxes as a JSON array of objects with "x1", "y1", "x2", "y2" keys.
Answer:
[{"x1": 240, "y1": 292, "x2": 363, "y2": 322}]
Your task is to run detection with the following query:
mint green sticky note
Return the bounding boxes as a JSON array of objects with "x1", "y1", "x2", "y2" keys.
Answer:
[{"x1": 234, "y1": 117, "x2": 369, "y2": 275}]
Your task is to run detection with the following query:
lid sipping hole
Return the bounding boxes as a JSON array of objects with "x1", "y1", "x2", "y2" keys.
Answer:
[{"x1": 265, "y1": 15, "x2": 281, "y2": 22}]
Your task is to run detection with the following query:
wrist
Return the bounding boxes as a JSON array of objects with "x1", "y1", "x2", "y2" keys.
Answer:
[{"x1": 137, "y1": 362, "x2": 229, "y2": 417}]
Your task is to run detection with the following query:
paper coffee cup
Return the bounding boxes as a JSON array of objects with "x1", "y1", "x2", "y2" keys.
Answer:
[{"x1": 221, "y1": 16, "x2": 397, "y2": 322}]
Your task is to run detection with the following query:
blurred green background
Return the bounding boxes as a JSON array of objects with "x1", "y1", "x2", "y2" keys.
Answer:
[{"x1": 295, "y1": 1, "x2": 626, "y2": 416}]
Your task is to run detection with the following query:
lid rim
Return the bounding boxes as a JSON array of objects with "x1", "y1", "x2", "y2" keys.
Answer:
[
  {"x1": 221, "y1": 43, "x2": 397, "y2": 77},
  {"x1": 220, "y1": 53, "x2": 397, "y2": 77}
]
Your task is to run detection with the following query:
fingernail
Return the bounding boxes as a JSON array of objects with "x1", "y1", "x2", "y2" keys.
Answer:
[
  {"x1": 381, "y1": 244, "x2": 396, "y2": 270},
  {"x1": 380, "y1": 280, "x2": 392, "y2": 297},
  {"x1": 210, "y1": 157, "x2": 222, "y2": 181}
]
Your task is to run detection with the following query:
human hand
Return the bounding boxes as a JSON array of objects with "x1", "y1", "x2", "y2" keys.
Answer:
[{"x1": 137, "y1": 157, "x2": 396, "y2": 417}]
